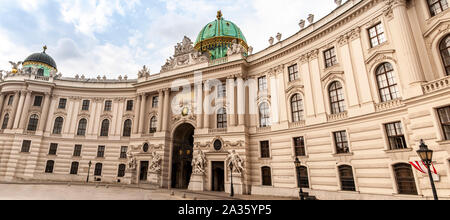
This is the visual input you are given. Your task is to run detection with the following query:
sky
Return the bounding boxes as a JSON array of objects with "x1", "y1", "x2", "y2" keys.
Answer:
[{"x1": 0, "y1": 0, "x2": 345, "y2": 79}]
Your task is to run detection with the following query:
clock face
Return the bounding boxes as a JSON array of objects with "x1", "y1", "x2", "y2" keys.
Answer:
[
  {"x1": 181, "y1": 107, "x2": 189, "y2": 116},
  {"x1": 214, "y1": 140, "x2": 222, "y2": 151}
]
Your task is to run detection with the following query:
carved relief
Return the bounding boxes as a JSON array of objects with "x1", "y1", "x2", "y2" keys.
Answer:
[{"x1": 161, "y1": 36, "x2": 209, "y2": 73}]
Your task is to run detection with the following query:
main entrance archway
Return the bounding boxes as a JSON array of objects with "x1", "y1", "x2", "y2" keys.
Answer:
[{"x1": 171, "y1": 123, "x2": 195, "y2": 189}]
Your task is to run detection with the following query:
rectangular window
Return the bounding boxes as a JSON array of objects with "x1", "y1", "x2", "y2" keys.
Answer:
[
  {"x1": 288, "y1": 64, "x2": 299, "y2": 82},
  {"x1": 70, "y1": 162, "x2": 79, "y2": 175},
  {"x1": 368, "y1": 23, "x2": 386, "y2": 47},
  {"x1": 260, "y1": 141, "x2": 270, "y2": 158},
  {"x1": 21, "y1": 140, "x2": 31, "y2": 153},
  {"x1": 428, "y1": 0, "x2": 449, "y2": 17},
  {"x1": 58, "y1": 98, "x2": 67, "y2": 109},
  {"x1": 73, "y1": 145, "x2": 82, "y2": 157},
  {"x1": 48, "y1": 143, "x2": 58, "y2": 155},
  {"x1": 33, "y1": 96, "x2": 43, "y2": 107},
  {"x1": 152, "y1": 96, "x2": 159, "y2": 108},
  {"x1": 217, "y1": 84, "x2": 226, "y2": 98},
  {"x1": 258, "y1": 76, "x2": 267, "y2": 92},
  {"x1": 438, "y1": 106, "x2": 450, "y2": 140},
  {"x1": 385, "y1": 122, "x2": 408, "y2": 150},
  {"x1": 94, "y1": 163, "x2": 102, "y2": 176},
  {"x1": 104, "y1": 100, "x2": 112, "y2": 111},
  {"x1": 324, "y1": 47, "x2": 337, "y2": 68},
  {"x1": 7, "y1": 95, "x2": 14, "y2": 105},
  {"x1": 97, "y1": 146, "x2": 105, "y2": 158},
  {"x1": 120, "y1": 146, "x2": 128, "y2": 159},
  {"x1": 126, "y1": 100, "x2": 134, "y2": 111},
  {"x1": 82, "y1": 100, "x2": 90, "y2": 111},
  {"x1": 294, "y1": 137, "x2": 306, "y2": 157},
  {"x1": 333, "y1": 131, "x2": 350, "y2": 154}
]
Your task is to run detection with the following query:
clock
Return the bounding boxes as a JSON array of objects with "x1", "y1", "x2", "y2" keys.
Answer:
[{"x1": 214, "y1": 140, "x2": 222, "y2": 151}]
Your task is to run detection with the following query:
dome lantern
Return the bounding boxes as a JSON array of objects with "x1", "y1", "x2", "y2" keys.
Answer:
[{"x1": 22, "y1": 45, "x2": 57, "y2": 77}]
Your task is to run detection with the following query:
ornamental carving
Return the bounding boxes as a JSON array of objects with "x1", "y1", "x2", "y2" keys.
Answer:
[
  {"x1": 161, "y1": 36, "x2": 209, "y2": 73},
  {"x1": 226, "y1": 39, "x2": 246, "y2": 56},
  {"x1": 226, "y1": 150, "x2": 245, "y2": 174},
  {"x1": 224, "y1": 140, "x2": 244, "y2": 148},
  {"x1": 191, "y1": 149, "x2": 207, "y2": 175},
  {"x1": 138, "y1": 65, "x2": 150, "y2": 78},
  {"x1": 149, "y1": 151, "x2": 162, "y2": 173}
]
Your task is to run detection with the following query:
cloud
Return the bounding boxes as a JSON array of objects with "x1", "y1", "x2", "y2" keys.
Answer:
[{"x1": 58, "y1": 0, "x2": 141, "y2": 37}]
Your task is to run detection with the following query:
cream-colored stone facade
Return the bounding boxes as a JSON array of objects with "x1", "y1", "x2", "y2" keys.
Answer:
[{"x1": 1, "y1": 0, "x2": 450, "y2": 200}]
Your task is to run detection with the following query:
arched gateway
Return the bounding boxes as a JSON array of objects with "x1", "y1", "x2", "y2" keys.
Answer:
[{"x1": 171, "y1": 123, "x2": 195, "y2": 189}]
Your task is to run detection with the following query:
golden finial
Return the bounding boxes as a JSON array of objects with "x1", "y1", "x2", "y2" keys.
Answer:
[
  {"x1": 217, "y1": 10, "x2": 223, "y2": 20},
  {"x1": 43, "y1": 45, "x2": 48, "y2": 53}
]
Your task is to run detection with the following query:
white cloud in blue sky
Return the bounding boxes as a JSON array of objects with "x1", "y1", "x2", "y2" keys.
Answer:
[{"x1": 0, "y1": 0, "x2": 344, "y2": 78}]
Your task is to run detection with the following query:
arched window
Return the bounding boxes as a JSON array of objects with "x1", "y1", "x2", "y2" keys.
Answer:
[
  {"x1": 1, "y1": 114, "x2": 9, "y2": 129},
  {"x1": 118, "y1": 164, "x2": 126, "y2": 177},
  {"x1": 329, "y1": 81, "x2": 346, "y2": 114},
  {"x1": 376, "y1": 63, "x2": 400, "y2": 102},
  {"x1": 291, "y1": 94, "x2": 304, "y2": 122},
  {"x1": 94, "y1": 163, "x2": 103, "y2": 176},
  {"x1": 338, "y1": 165, "x2": 356, "y2": 191},
  {"x1": 428, "y1": 0, "x2": 448, "y2": 17},
  {"x1": 37, "y1": 68, "x2": 44, "y2": 77},
  {"x1": 27, "y1": 114, "x2": 39, "y2": 131},
  {"x1": 217, "y1": 108, "x2": 227, "y2": 129},
  {"x1": 297, "y1": 166, "x2": 309, "y2": 188},
  {"x1": 440, "y1": 34, "x2": 450, "y2": 76},
  {"x1": 123, "y1": 119, "x2": 132, "y2": 137},
  {"x1": 77, "y1": 119, "x2": 87, "y2": 136},
  {"x1": 53, "y1": 117, "x2": 64, "y2": 134},
  {"x1": 45, "y1": 160, "x2": 55, "y2": 173},
  {"x1": 149, "y1": 117, "x2": 157, "y2": 133},
  {"x1": 100, "y1": 119, "x2": 109, "y2": 136},
  {"x1": 393, "y1": 163, "x2": 418, "y2": 195},
  {"x1": 259, "y1": 102, "x2": 271, "y2": 127},
  {"x1": 261, "y1": 166, "x2": 272, "y2": 186}
]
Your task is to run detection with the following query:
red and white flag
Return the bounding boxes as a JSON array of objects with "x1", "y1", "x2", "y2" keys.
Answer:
[{"x1": 409, "y1": 161, "x2": 437, "y2": 175}]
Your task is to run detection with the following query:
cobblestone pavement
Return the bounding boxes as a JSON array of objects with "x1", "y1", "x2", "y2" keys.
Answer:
[{"x1": 0, "y1": 183, "x2": 297, "y2": 200}]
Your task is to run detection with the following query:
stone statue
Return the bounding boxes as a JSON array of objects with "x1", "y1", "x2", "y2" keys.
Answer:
[
  {"x1": 149, "y1": 151, "x2": 162, "y2": 173},
  {"x1": 138, "y1": 65, "x2": 150, "y2": 78},
  {"x1": 226, "y1": 150, "x2": 245, "y2": 174},
  {"x1": 248, "y1": 46, "x2": 254, "y2": 55},
  {"x1": 161, "y1": 36, "x2": 209, "y2": 73},
  {"x1": 276, "y1": 33, "x2": 282, "y2": 42},
  {"x1": 269, "y1": 37, "x2": 274, "y2": 46},
  {"x1": 192, "y1": 150, "x2": 207, "y2": 175},
  {"x1": 127, "y1": 149, "x2": 137, "y2": 170},
  {"x1": 9, "y1": 61, "x2": 22, "y2": 73}
]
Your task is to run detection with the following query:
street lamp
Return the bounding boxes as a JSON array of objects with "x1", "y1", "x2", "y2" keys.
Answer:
[
  {"x1": 294, "y1": 157, "x2": 305, "y2": 201},
  {"x1": 229, "y1": 163, "x2": 234, "y2": 197},
  {"x1": 416, "y1": 140, "x2": 438, "y2": 200},
  {"x1": 86, "y1": 161, "x2": 92, "y2": 183}
]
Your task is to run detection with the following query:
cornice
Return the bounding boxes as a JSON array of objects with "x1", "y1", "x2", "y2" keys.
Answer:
[{"x1": 249, "y1": 0, "x2": 383, "y2": 67}]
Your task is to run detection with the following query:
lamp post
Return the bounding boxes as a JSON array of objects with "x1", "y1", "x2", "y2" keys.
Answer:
[
  {"x1": 294, "y1": 158, "x2": 305, "y2": 201},
  {"x1": 86, "y1": 161, "x2": 92, "y2": 183},
  {"x1": 229, "y1": 163, "x2": 234, "y2": 197},
  {"x1": 416, "y1": 140, "x2": 438, "y2": 200}
]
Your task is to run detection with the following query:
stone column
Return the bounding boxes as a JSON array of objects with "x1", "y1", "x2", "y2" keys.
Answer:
[
  {"x1": 138, "y1": 93, "x2": 147, "y2": 134},
  {"x1": 161, "y1": 89, "x2": 170, "y2": 132},
  {"x1": 308, "y1": 50, "x2": 326, "y2": 115},
  {"x1": 236, "y1": 76, "x2": 245, "y2": 126},
  {"x1": 300, "y1": 56, "x2": 316, "y2": 118},
  {"x1": 157, "y1": 90, "x2": 164, "y2": 132},
  {"x1": 227, "y1": 76, "x2": 236, "y2": 127},
  {"x1": 12, "y1": 91, "x2": 25, "y2": 129},
  {"x1": 132, "y1": 95, "x2": 141, "y2": 134},
  {"x1": 38, "y1": 93, "x2": 51, "y2": 132},
  {"x1": 195, "y1": 84, "x2": 204, "y2": 129},
  {"x1": 0, "y1": 93, "x2": 5, "y2": 117},
  {"x1": 19, "y1": 91, "x2": 32, "y2": 129},
  {"x1": 203, "y1": 87, "x2": 210, "y2": 129},
  {"x1": 338, "y1": 35, "x2": 360, "y2": 108},
  {"x1": 390, "y1": 0, "x2": 425, "y2": 96}
]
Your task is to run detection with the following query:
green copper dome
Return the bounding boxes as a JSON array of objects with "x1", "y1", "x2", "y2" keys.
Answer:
[{"x1": 194, "y1": 11, "x2": 248, "y2": 60}]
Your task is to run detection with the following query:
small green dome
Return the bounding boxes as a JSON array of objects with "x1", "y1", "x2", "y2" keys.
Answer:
[{"x1": 194, "y1": 11, "x2": 248, "y2": 60}]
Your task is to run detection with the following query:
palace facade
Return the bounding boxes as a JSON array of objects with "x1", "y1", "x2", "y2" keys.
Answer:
[{"x1": 1, "y1": 0, "x2": 450, "y2": 200}]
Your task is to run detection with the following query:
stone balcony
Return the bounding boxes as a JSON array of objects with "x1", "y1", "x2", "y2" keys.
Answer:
[
  {"x1": 289, "y1": 120, "x2": 306, "y2": 129},
  {"x1": 208, "y1": 128, "x2": 227, "y2": 134},
  {"x1": 422, "y1": 75, "x2": 450, "y2": 94},
  {"x1": 327, "y1": 111, "x2": 348, "y2": 122},
  {"x1": 375, "y1": 99, "x2": 404, "y2": 112}
]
